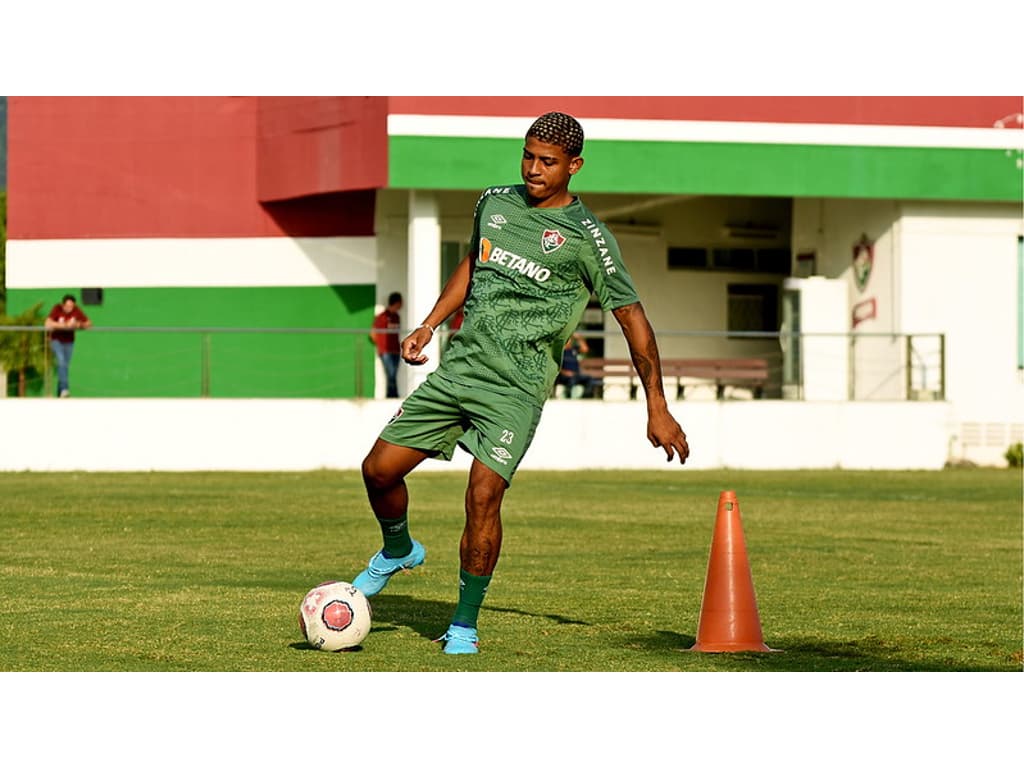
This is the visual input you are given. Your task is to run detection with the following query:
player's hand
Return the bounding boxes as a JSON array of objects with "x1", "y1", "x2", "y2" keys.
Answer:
[
  {"x1": 401, "y1": 327, "x2": 433, "y2": 365},
  {"x1": 647, "y1": 409, "x2": 690, "y2": 464}
]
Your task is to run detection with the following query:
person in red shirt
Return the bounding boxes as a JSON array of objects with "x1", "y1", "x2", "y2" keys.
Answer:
[
  {"x1": 44, "y1": 294, "x2": 91, "y2": 397},
  {"x1": 371, "y1": 292, "x2": 403, "y2": 398}
]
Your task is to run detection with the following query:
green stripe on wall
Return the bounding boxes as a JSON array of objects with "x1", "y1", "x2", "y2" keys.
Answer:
[
  {"x1": 6, "y1": 286, "x2": 378, "y2": 398},
  {"x1": 389, "y1": 136, "x2": 1023, "y2": 202}
]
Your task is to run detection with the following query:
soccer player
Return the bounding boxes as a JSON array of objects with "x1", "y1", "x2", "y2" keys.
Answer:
[{"x1": 353, "y1": 112, "x2": 689, "y2": 654}]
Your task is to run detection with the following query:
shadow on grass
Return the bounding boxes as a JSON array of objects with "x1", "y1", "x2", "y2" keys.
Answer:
[
  {"x1": 626, "y1": 632, "x2": 1011, "y2": 671},
  {"x1": 761, "y1": 637, "x2": 1016, "y2": 672},
  {"x1": 484, "y1": 604, "x2": 590, "y2": 626},
  {"x1": 291, "y1": 596, "x2": 1015, "y2": 671},
  {"x1": 289, "y1": 641, "x2": 371, "y2": 653},
  {"x1": 357, "y1": 594, "x2": 591, "y2": 642}
]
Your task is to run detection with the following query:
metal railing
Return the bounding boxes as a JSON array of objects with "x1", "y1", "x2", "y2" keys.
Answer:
[
  {"x1": 567, "y1": 329, "x2": 945, "y2": 402},
  {"x1": 0, "y1": 326, "x2": 375, "y2": 399},
  {"x1": 0, "y1": 326, "x2": 945, "y2": 402}
]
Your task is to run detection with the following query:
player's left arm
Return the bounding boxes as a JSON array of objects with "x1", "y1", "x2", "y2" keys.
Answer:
[
  {"x1": 402, "y1": 251, "x2": 473, "y2": 365},
  {"x1": 612, "y1": 302, "x2": 690, "y2": 464}
]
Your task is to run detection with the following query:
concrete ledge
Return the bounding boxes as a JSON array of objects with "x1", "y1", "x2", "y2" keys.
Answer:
[{"x1": 0, "y1": 398, "x2": 956, "y2": 471}]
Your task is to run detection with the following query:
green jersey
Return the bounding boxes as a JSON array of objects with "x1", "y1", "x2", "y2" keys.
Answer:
[{"x1": 437, "y1": 185, "x2": 640, "y2": 404}]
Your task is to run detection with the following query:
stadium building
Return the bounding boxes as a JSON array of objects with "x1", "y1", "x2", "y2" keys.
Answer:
[{"x1": 3, "y1": 96, "x2": 1022, "y2": 469}]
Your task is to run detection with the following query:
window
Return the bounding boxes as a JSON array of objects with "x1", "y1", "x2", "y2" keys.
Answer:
[
  {"x1": 667, "y1": 247, "x2": 708, "y2": 269},
  {"x1": 81, "y1": 288, "x2": 103, "y2": 306},
  {"x1": 713, "y1": 248, "x2": 756, "y2": 271},
  {"x1": 757, "y1": 248, "x2": 792, "y2": 274},
  {"x1": 668, "y1": 246, "x2": 790, "y2": 274},
  {"x1": 728, "y1": 283, "x2": 778, "y2": 334}
]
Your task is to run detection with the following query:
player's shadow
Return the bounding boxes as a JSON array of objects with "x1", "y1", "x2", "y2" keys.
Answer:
[
  {"x1": 484, "y1": 604, "x2": 589, "y2": 626},
  {"x1": 367, "y1": 594, "x2": 590, "y2": 641}
]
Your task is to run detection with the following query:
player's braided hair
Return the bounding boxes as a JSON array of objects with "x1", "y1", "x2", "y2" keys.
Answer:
[{"x1": 526, "y1": 112, "x2": 584, "y2": 157}]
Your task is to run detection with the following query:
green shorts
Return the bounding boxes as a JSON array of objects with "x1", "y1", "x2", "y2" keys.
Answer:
[{"x1": 379, "y1": 371, "x2": 544, "y2": 484}]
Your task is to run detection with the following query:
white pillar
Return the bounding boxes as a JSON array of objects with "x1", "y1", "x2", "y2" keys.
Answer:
[
  {"x1": 405, "y1": 190, "x2": 442, "y2": 392},
  {"x1": 784, "y1": 277, "x2": 850, "y2": 401}
]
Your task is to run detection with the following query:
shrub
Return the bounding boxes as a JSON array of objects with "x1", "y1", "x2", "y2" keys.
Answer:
[{"x1": 1005, "y1": 442, "x2": 1023, "y2": 468}]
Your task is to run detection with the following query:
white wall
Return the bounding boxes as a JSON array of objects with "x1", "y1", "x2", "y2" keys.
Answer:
[
  {"x1": 0, "y1": 398, "x2": 954, "y2": 473},
  {"x1": 898, "y1": 203, "x2": 1024, "y2": 464},
  {"x1": 793, "y1": 197, "x2": 1024, "y2": 465},
  {"x1": 793, "y1": 198, "x2": 906, "y2": 399}
]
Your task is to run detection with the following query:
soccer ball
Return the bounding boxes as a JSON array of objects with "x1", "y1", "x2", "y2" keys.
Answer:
[{"x1": 299, "y1": 581, "x2": 372, "y2": 651}]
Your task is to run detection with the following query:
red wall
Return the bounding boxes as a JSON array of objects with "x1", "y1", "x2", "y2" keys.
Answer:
[
  {"x1": 257, "y1": 96, "x2": 387, "y2": 202},
  {"x1": 11, "y1": 96, "x2": 1020, "y2": 240},
  {"x1": 8, "y1": 97, "x2": 377, "y2": 239}
]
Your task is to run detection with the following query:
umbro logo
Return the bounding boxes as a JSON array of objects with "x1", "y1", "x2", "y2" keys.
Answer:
[
  {"x1": 491, "y1": 446, "x2": 513, "y2": 464},
  {"x1": 487, "y1": 214, "x2": 507, "y2": 230}
]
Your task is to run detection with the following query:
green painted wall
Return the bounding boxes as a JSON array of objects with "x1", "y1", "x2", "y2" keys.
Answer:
[
  {"x1": 6, "y1": 285, "x2": 377, "y2": 398},
  {"x1": 389, "y1": 136, "x2": 1023, "y2": 202}
]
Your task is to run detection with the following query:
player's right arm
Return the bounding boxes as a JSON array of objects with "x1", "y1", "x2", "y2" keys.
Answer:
[
  {"x1": 402, "y1": 252, "x2": 473, "y2": 365},
  {"x1": 613, "y1": 301, "x2": 690, "y2": 465}
]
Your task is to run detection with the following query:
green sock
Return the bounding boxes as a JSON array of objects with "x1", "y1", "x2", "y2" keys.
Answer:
[
  {"x1": 377, "y1": 513, "x2": 412, "y2": 558},
  {"x1": 451, "y1": 569, "x2": 492, "y2": 629}
]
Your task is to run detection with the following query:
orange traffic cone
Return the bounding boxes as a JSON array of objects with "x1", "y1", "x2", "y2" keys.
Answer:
[{"x1": 689, "y1": 490, "x2": 775, "y2": 652}]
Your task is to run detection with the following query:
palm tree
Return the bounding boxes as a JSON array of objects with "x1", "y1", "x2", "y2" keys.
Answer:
[{"x1": 0, "y1": 302, "x2": 50, "y2": 396}]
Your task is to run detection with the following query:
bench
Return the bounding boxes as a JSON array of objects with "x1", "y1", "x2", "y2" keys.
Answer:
[{"x1": 578, "y1": 357, "x2": 770, "y2": 400}]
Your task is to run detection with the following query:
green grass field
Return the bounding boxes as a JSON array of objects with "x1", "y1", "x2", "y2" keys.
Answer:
[{"x1": 1, "y1": 468, "x2": 1020, "y2": 672}]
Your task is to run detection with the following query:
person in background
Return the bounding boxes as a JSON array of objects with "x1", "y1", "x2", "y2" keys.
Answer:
[
  {"x1": 45, "y1": 294, "x2": 91, "y2": 398},
  {"x1": 448, "y1": 307, "x2": 464, "y2": 332},
  {"x1": 441, "y1": 306, "x2": 464, "y2": 354},
  {"x1": 556, "y1": 332, "x2": 602, "y2": 398},
  {"x1": 371, "y1": 292, "x2": 403, "y2": 398}
]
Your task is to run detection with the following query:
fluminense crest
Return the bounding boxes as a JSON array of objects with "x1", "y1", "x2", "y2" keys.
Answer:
[{"x1": 541, "y1": 229, "x2": 566, "y2": 255}]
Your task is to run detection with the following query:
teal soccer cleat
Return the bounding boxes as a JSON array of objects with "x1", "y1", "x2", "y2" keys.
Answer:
[
  {"x1": 352, "y1": 540, "x2": 426, "y2": 597},
  {"x1": 437, "y1": 624, "x2": 479, "y2": 655}
]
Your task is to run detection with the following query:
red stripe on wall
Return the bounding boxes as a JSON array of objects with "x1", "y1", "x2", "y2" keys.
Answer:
[
  {"x1": 8, "y1": 97, "x2": 377, "y2": 239},
  {"x1": 387, "y1": 96, "x2": 1023, "y2": 129},
  {"x1": 257, "y1": 96, "x2": 388, "y2": 202}
]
